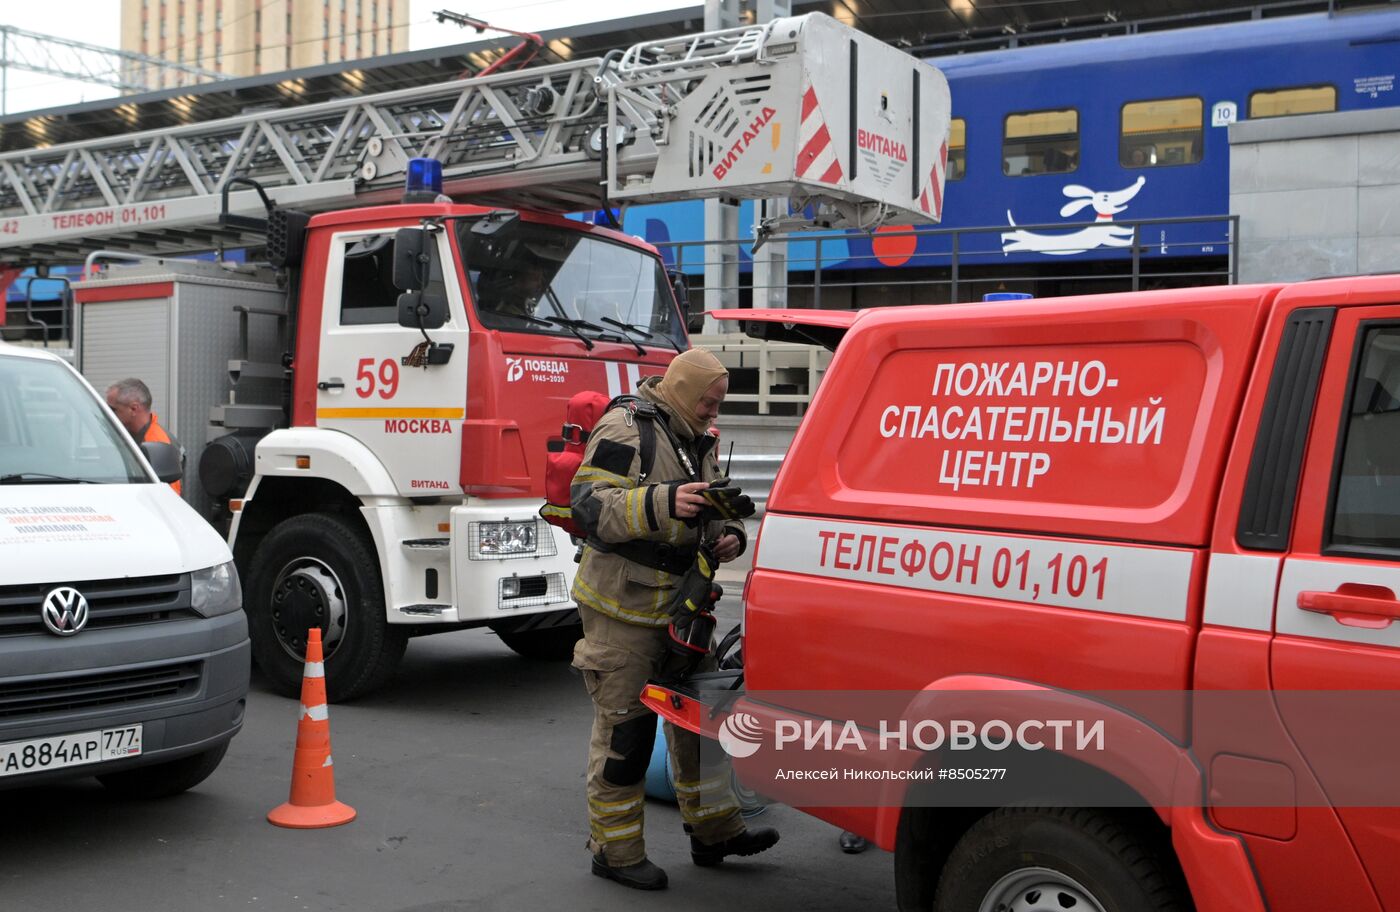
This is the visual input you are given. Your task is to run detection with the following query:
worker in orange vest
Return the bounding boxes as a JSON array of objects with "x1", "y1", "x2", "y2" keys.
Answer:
[{"x1": 106, "y1": 378, "x2": 183, "y2": 495}]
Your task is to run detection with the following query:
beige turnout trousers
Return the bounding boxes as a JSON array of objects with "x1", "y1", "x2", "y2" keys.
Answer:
[{"x1": 574, "y1": 604, "x2": 745, "y2": 866}]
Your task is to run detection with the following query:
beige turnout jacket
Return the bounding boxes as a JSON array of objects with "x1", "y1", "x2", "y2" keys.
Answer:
[{"x1": 568, "y1": 378, "x2": 745, "y2": 627}]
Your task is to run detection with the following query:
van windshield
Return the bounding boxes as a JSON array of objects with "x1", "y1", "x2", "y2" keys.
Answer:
[
  {"x1": 0, "y1": 356, "x2": 148, "y2": 484},
  {"x1": 457, "y1": 218, "x2": 685, "y2": 350}
]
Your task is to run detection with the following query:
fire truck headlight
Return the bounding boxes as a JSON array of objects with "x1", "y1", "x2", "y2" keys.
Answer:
[{"x1": 473, "y1": 520, "x2": 538, "y2": 558}]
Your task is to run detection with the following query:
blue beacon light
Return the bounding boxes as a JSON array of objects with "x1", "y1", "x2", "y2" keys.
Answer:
[{"x1": 402, "y1": 157, "x2": 444, "y2": 203}]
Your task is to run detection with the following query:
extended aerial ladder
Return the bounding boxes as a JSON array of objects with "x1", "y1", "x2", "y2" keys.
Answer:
[{"x1": 0, "y1": 12, "x2": 950, "y2": 267}]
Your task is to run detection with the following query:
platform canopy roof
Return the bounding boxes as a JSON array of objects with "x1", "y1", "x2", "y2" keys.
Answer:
[{"x1": 0, "y1": 0, "x2": 1375, "y2": 153}]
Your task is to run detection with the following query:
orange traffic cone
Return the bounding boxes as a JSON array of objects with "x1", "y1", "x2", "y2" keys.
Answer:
[{"x1": 267, "y1": 628, "x2": 356, "y2": 828}]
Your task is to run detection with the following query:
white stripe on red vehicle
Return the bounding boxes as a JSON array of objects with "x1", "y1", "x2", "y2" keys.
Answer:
[
  {"x1": 755, "y1": 514, "x2": 1194, "y2": 622},
  {"x1": 1202, "y1": 553, "x2": 1278, "y2": 632}
]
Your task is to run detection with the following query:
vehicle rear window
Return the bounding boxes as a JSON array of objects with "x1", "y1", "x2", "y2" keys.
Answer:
[{"x1": 1330, "y1": 326, "x2": 1400, "y2": 550}]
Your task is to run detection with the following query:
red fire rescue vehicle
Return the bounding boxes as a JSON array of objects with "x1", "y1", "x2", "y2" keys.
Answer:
[{"x1": 646, "y1": 275, "x2": 1400, "y2": 912}]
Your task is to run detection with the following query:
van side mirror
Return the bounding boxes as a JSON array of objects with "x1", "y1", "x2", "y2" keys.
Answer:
[
  {"x1": 141, "y1": 441, "x2": 183, "y2": 485},
  {"x1": 393, "y1": 228, "x2": 429, "y2": 291},
  {"x1": 398, "y1": 290, "x2": 449, "y2": 330}
]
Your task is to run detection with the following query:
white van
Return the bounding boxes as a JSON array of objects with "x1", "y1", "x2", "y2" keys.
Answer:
[{"x1": 0, "y1": 341, "x2": 248, "y2": 797}]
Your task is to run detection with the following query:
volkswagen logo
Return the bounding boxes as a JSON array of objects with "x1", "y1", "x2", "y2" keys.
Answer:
[{"x1": 41, "y1": 587, "x2": 89, "y2": 636}]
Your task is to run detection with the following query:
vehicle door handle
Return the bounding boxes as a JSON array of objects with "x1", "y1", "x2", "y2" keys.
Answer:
[
  {"x1": 317, "y1": 379, "x2": 345, "y2": 391},
  {"x1": 1297, "y1": 587, "x2": 1400, "y2": 629}
]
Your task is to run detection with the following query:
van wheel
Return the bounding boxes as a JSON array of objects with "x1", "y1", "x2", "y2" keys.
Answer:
[
  {"x1": 934, "y1": 807, "x2": 1189, "y2": 912},
  {"x1": 246, "y1": 513, "x2": 407, "y2": 702},
  {"x1": 492, "y1": 622, "x2": 583, "y2": 660},
  {"x1": 97, "y1": 742, "x2": 229, "y2": 799}
]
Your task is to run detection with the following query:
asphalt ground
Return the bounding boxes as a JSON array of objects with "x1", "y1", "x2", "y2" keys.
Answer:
[{"x1": 0, "y1": 541, "x2": 894, "y2": 911}]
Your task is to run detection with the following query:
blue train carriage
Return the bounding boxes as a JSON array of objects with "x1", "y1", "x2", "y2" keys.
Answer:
[{"x1": 622, "y1": 7, "x2": 1400, "y2": 300}]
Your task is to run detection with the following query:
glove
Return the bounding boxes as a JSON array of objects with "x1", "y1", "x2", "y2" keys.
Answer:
[
  {"x1": 694, "y1": 478, "x2": 756, "y2": 524},
  {"x1": 668, "y1": 544, "x2": 719, "y2": 624}
]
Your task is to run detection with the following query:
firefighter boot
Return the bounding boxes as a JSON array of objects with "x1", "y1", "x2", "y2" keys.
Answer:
[
  {"x1": 690, "y1": 826, "x2": 781, "y2": 867},
  {"x1": 591, "y1": 855, "x2": 669, "y2": 890}
]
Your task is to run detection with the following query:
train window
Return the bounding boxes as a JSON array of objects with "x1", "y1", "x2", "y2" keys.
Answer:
[
  {"x1": 1121, "y1": 97, "x2": 1202, "y2": 168},
  {"x1": 1249, "y1": 85, "x2": 1337, "y2": 119},
  {"x1": 948, "y1": 118, "x2": 966, "y2": 181},
  {"x1": 1003, "y1": 109, "x2": 1078, "y2": 177}
]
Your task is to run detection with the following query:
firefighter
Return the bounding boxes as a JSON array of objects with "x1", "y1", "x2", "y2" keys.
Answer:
[
  {"x1": 570, "y1": 348, "x2": 778, "y2": 890},
  {"x1": 105, "y1": 378, "x2": 183, "y2": 495}
]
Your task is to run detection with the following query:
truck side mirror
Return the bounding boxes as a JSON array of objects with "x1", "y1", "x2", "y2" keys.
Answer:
[
  {"x1": 668, "y1": 269, "x2": 691, "y2": 325},
  {"x1": 398, "y1": 290, "x2": 448, "y2": 330},
  {"x1": 393, "y1": 228, "x2": 428, "y2": 291},
  {"x1": 140, "y1": 440, "x2": 183, "y2": 485}
]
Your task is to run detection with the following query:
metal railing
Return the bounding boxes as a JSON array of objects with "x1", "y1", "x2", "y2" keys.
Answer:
[
  {"x1": 694, "y1": 333, "x2": 831, "y2": 414},
  {"x1": 1, "y1": 277, "x2": 71, "y2": 347},
  {"x1": 658, "y1": 214, "x2": 1239, "y2": 311},
  {"x1": 726, "y1": 452, "x2": 785, "y2": 517}
]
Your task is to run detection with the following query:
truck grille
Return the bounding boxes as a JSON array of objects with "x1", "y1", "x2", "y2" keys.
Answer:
[
  {"x1": 0, "y1": 575, "x2": 195, "y2": 637},
  {"x1": 0, "y1": 661, "x2": 203, "y2": 720}
]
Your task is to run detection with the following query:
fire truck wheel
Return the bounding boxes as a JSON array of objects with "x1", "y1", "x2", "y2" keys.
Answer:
[
  {"x1": 934, "y1": 807, "x2": 1189, "y2": 912},
  {"x1": 246, "y1": 512, "x2": 408, "y2": 702},
  {"x1": 492, "y1": 622, "x2": 584, "y2": 660}
]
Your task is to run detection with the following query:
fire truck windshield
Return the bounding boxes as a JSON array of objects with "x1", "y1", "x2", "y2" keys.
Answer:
[{"x1": 458, "y1": 219, "x2": 684, "y2": 350}]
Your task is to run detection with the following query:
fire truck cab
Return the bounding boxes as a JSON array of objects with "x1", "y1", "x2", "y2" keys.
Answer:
[{"x1": 76, "y1": 199, "x2": 682, "y2": 701}]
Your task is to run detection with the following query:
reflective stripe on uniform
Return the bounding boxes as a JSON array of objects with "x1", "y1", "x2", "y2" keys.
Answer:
[
  {"x1": 680, "y1": 802, "x2": 739, "y2": 824},
  {"x1": 591, "y1": 821, "x2": 643, "y2": 842},
  {"x1": 572, "y1": 576, "x2": 622, "y2": 612},
  {"x1": 573, "y1": 576, "x2": 670, "y2": 626},
  {"x1": 672, "y1": 774, "x2": 730, "y2": 796},
  {"x1": 575, "y1": 465, "x2": 636, "y2": 489},
  {"x1": 623, "y1": 488, "x2": 647, "y2": 537},
  {"x1": 589, "y1": 795, "x2": 644, "y2": 818}
]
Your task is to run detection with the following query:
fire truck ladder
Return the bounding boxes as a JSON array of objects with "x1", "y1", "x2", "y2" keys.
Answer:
[{"x1": 0, "y1": 12, "x2": 949, "y2": 266}]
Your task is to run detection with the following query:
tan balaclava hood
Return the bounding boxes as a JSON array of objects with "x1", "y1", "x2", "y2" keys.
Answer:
[{"x1": 654, "y1": 348, "x2": 728, "y2": 437}]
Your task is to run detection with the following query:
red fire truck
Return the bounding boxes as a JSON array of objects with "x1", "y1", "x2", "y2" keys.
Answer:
[{"x1": 0, "y1": 13, "x2": 950, "y2": 699}]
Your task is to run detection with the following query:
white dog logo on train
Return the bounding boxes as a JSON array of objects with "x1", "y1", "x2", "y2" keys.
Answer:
[{"x1": 1002, "y1": 176, "x2": 1147, "y2": 256}]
